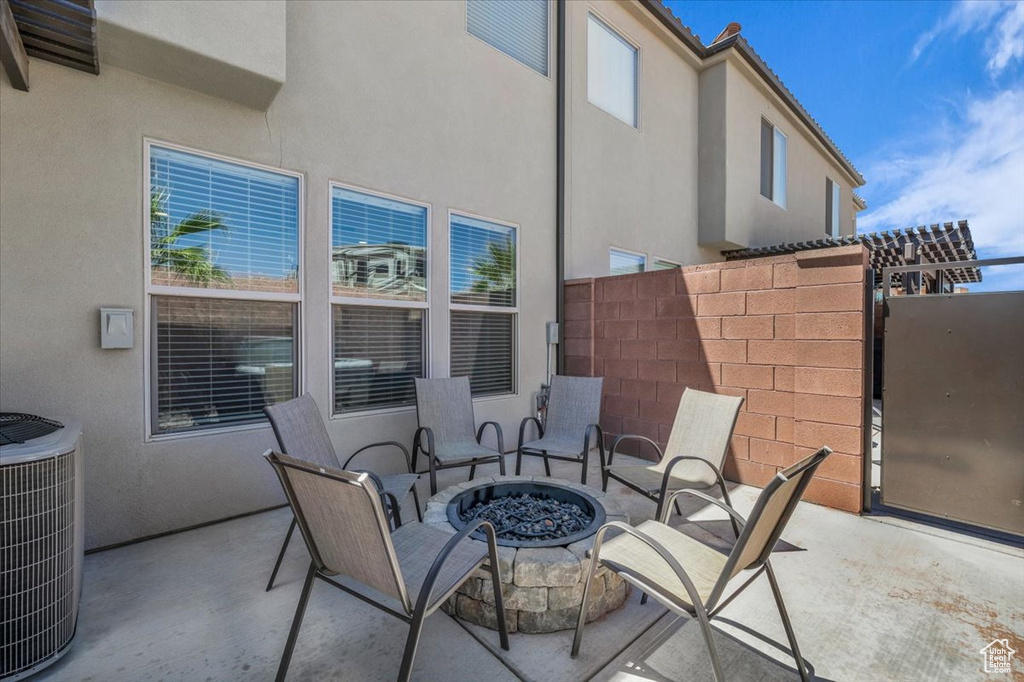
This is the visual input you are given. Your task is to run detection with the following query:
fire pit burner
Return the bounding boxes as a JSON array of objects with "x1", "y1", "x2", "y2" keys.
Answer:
[{"x1": 446, "y1": 481, "x2": 606, "y2": 548}]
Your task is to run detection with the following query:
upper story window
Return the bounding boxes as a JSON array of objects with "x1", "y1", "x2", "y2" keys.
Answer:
[
  {"x1": 826, "y1": 178, "x2": 841, "y2": 237},
  {"x1": 147, "y1": 143, "x2": 301, "y2": 436},
  {"x1": 450, "y1": 213, "x2": 518, "y2": 397},
  {"x1": 652, "y1": 258, "x2": 681, "y2": 271},
  {"x1": 587, "y1": 13, "x2": 638, "y2": 128},
  {"x1": 610, "y1": 248, "x2": 646, "y2": 275},
  {"x1": 760, "y1": 118, "x2": 787, "y2": 208},
  {"x1": 331, "y1": 185, "x2": 429, "y2": 414},
  {"x1": 467, "y1": 0, "x2": 549, "y2": 76}
]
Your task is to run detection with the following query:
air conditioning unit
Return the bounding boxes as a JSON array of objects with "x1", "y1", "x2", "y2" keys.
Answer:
[{"x1": 0, "y1": 414, "x2": 84, "y2": 681}]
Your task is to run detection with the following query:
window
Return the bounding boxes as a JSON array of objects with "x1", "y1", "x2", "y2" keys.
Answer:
[
  {"x1": 450, "y1": 213, "x2": 517, "y2": 397},
  {"x1": 610, "y1": 248, "x2": 646, "y2": 275},
  {"x1": 467, "y1": 0, "x2": 548, "y2": 76},
  {"x1": 652, "y1": 258, "x2": 681, "y2": 271},
  {"x1": 331, "y1": 185, "x2": 429, "y2": 413},
  {"x1": 760, "y1": 118, "x2": 787, "y2": 208},
  {"x1": 147, "y1": 143, "x2": 301, "y2": 435},
  {"x1": 826, "y1": 178, "x2": 841, "y2": 237},
  {"x1": 587, "y1": 13, "x2": 638, "y2": 127}
]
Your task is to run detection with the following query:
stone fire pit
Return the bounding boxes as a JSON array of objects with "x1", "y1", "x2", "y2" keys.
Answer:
[{"x1": 426, "y1": 475, "x2": 631, "y2": 633}]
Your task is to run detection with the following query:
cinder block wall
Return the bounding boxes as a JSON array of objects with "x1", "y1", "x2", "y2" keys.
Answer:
[{"x1": 564, "y1": 245, "x2": 870, "y2": 513}]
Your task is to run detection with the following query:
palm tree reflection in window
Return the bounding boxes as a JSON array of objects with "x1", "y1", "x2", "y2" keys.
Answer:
[
  {"x1": 150, "y1": 187, "x2": 229, "y2": 285},
  {"x1": 469, "y1": 237, "x2": 516, "y2": 307}
]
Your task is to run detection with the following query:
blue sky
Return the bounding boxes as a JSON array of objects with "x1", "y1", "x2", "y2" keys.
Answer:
[{"x1": 665, "y1": 0, "x2": 1024, "y2": 291}]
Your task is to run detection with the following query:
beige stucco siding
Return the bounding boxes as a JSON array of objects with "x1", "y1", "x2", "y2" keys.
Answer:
[
  {"x1": 702, "y1": 57, "x2": 858, "y2": 249},
  {"x1": 565, "y1": 1, "x2": 715, "y2": 279},
  {"x1": 0, "y1": 1, "x2": 555, "y2": 549}
]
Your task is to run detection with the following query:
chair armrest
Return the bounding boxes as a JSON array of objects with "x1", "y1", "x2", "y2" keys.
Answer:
[
  {"x1": 589, "y1": 521, "x2": 711, "y2": 613},
  {"x1": 415, "y1": 519, "x2": 499, "y2": 613},
  {"x1": 349, "y1": 469, "x2": 386, "y2": 493},
  {"x1": 412, "y1": 427, "x2": 435, "y2": 473},
  {"x1": 658, "y1": 456, "x2": 727, "y2": 496},
  {"x1": 477, "y1": 421, "x2": 505, "y2": 454},
  {"x1": 584, "y1": 424, "x2": 604, "y2": 463},
  {"x1": 518, "y1": 417, "x2": 544, "y2": 447},
  {"x1": 607, "y1": 434, "x2": 664, "y2": 468},
  {"x1": 660, "y1": 489, "x2": 747, "y2": 528},
  {"x1": 343, "y1": 441, "x2": 415, "y2": 474}
]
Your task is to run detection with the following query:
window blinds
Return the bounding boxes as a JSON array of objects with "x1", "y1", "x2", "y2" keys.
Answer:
[
  {"x1": 587, "y1": 14, "x2": 638, "y2": 127},
  {"x1": 450, "y1": 214, "x2": 516, "y2": 307},
  {"x1": 152, "y1": 297, "x2": 297, "y2": 434},
  {"x1": 331, "y1": 186, "x2": 427, "y2": 302},
  {"x1": 451, "y1": 311, "x2": 515, "y2": 397},
  {"x1": 610, "y1": 249, "x2": 645, "y2": 275},
  {"x1": 149, "y1": 146, "x2": 300, "y2": 293},
  {"x1": 333, "y1": 306, "x2": 424, "y2": 413},
  {"x1": 467, "y1": 0, "x2": 548, "y2": 76}
]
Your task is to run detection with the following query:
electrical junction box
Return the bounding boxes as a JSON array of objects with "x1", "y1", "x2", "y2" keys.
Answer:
[
  {"x1": 546, "y1": 321, "x2": 559, "y2": 344},
  {"x1": 100, "y1": 308, "x2": 134, "y2": 349}
]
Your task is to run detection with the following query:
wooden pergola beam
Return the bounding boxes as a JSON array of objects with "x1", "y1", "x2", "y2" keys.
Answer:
[{"x1": 0, "y1": 0, "x2": 28, "y2": 91}]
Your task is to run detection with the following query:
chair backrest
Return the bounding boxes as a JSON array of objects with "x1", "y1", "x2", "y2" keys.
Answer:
[
  {"x1": 543, "y1": 375, "x2": 603, "y2": 444},
  {"x1": 415, "y1": 377, "x2": 477, "y2": 446},
  {"x1": 264, "y1": 394, "x2": 340, "y2": 469},
  {"x1": 710, "y1": 447, "x2": 832, "y2": 606},
  {"x1": 652, "y1": 388, "x2": 744, "y2": 486},
  {"x1": 265, "y1": 451, "x2": 412, "y2": 613}
]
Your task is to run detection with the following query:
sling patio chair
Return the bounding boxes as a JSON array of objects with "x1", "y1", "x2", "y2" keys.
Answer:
[
  {"x1": 265, "y1": 451, "x2": 509, "y2": 682},
  {"x1": 515, "y1": 375, "x2": 604, "y2": 485},
  {"x1": 412, "y1": 377, "x2": 506, "y2": 495},
  {"x1": 264, "y1": 394, "x2": 421, "y2": 591},
  {"x1": 602, "y1": 388, "x2": 743, "y2": 521},
  {"x1": 573, "y1": 446, "x2": 832, "y2": 682}
]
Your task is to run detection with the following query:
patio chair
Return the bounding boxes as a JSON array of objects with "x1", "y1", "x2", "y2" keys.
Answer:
[
  {"x1": 573, "y1": 446, "x2": 832, "y2": 682},
  {"x1": 515, "y1": 375, "x2": 604, "y2": 485},
  {"x1": 412, "y1": 377, "x2": 505, "y2": 495},
  {"x1": 602, "y1": 388, "x2": 743, "y2": 521},
  {"x1": 264, "y1": 394, "x2": 421, "y2": 591},
  {"x1": 265, "y1": 451, "x2": 509, "y2": 682}
]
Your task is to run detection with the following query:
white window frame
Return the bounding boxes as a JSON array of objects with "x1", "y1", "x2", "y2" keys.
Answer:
[
  {"x1": 651, "y1": 257, "x2": 681, "y2": 271},
  {"x1": 143, "y1": 138, "x2": 305, "y2": 441},
  {"x1": 586, "y1": 9, "x2": 641, "y2": 130},
  {"x1": 760, "y1": 117, "x2": 788, "y2": 209},
  {"x1": 609, "y1": 246, "x2": 647, "y2": 275},
  {"x1": 465, "y1": 0, "x2": 553, "y2": 79},
  {"x1": 328, "y1": 180, "x2": 432, "y2": 418},
  {"x1": 448, "y1": 209, "x2": 521, "y2": 401},
  {"x1": 826, "y1": 177, "x2": 842, "y2": 238}
]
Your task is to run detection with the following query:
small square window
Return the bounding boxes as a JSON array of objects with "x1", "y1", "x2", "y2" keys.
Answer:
[{"x1": 610, "y1": 248, "x2": 646, "y2": 275}]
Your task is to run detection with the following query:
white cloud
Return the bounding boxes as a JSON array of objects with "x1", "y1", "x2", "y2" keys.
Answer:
[
  {"x1": 858, "y1": 88, "x2": 1024, "y2": 261},
  {"x1": 911, "y1": 0, "x2": 1024, "y2": 76}
]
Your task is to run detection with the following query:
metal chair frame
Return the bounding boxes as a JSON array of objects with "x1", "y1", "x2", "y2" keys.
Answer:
[
  {"x1": 574, "y1": 447, "x2": 832, "y2": 682},
  {"x1": 266, "y1": 452, "x2": 510, "y2": 682},
  {"x1": 515, "y1": 418, "x2": 605, "y2": 485},
  {"x1": 412, "y1": 422, "x2": 506, "y2": 495}
]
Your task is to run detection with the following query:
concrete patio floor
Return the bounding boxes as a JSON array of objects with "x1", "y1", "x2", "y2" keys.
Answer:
[{"x1": 37, "y1": 454, "x2": 1023, "y2": 681}]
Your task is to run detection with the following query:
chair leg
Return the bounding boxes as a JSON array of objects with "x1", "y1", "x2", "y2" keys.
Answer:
[
  {"x1": 693, "y1": 603, "x2": 726, "y2": 682},
  {"x1": 570, "y1": 552, "x2": 601, "y2": 657},
  {"x1": 765, "y1": 562, "x2": 810, "y2": 682},
  {"x1": 498, "y1": 453, "x2": 506, "y2": 476},
  {"x1": 488, "y1": 544, "x2": 510, "y2": 651},
  {"x1": 515, "y1": 447, "x2": 523, "y2": 475},
  {"x1": 412, "y1": 486, "x2": 423, "y2": 523},
  {"x1": 429, "y1": 457, "x2": 438, "y2": 496},
  {"x1": 469, "y1": 464, "x2": 477, "y2": 481},
  {"x1": 397, "y1": 609, "x2": 427, "y2": 682},
  {"x1": 542, "y1": 454, "x2": 551, "y2": 477},
  {"x1": 267, "y1": 517, "x2": 297, "y2": 592},
  {"x1": 580, "y1": 450, "x2": 588, "y2": 486},
  {"x1": 674, "y1": 498, "x2": 684, "y2": 517},
  {"x1": 275, "y1": 562, "x2": 317, "y2": 682}
]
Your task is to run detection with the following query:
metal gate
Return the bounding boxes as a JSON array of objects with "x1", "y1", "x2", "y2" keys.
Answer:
[{"x1": 881, "y1": 259, "x2": 1024, "y2": 536}]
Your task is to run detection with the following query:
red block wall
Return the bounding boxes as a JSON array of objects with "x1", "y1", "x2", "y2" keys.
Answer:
[{"x1": 564, "y1": 245, "x2": 870, "y2": 513}]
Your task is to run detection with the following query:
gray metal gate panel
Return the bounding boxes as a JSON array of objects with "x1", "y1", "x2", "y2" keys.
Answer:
[{"x1": 882, "y1": 292, "x2": 1024, "y2": 535}]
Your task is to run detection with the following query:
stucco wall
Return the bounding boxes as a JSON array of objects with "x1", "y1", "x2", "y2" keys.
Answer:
[
  {"x1": 564, "y1": 0, "x2": 716, "y2": 279},
  {"x1": 0, "y1": 1, "x2": 556, "y2": 549},
  {"x1": 702, "y1": 58, "x2": 859, "y2": 250}
]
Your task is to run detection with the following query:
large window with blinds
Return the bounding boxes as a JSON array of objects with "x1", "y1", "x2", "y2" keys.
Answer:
[
  {"x1": 587, "y1": 12, "x2": 638, "y2": 128},
  {"x1": 467, "y1": 0, "x2": 548, "y2": 76},
  {"x1": 331, "y1": 184, "x2": 428, "y2": 413},
  {"x1": 147, "y1": 142, "x2": 302, "y2": 436},
  {"x1": 450, "y1": 213, "x2": 518, "y2": 397}
]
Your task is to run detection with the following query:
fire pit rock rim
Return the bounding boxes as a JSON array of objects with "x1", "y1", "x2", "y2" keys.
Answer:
[{"x1": 445, "y1": 480, "x2": 607, "y2": 548}]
